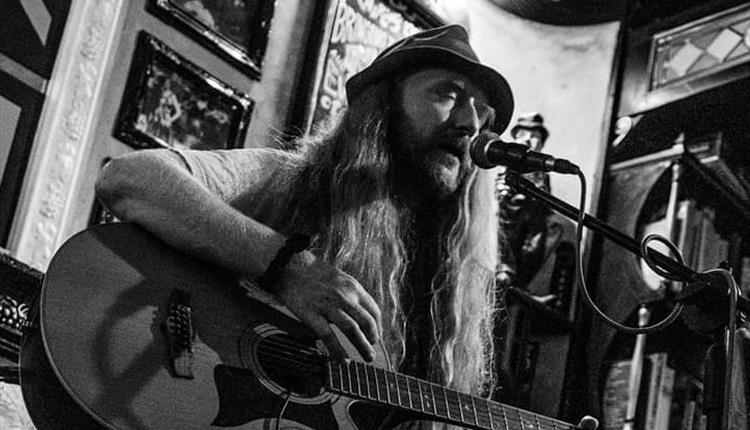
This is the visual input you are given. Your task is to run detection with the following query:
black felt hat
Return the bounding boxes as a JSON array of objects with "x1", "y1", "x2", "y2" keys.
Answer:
[{"x1": 345, "y1": 24, "x2": 514, "y2": 133}]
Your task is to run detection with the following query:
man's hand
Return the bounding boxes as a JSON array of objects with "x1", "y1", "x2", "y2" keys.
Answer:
[{"x1": 274, "y1": 250, "x2": 382, "y2": 362}]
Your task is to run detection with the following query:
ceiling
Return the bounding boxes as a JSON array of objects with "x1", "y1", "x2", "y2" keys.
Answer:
[
  {"x1": 488, "y1": 0, "x2": 746, "y2": 27},
  {"x1": 487, "y1": 0, "x2": 627, "y2": 26}
]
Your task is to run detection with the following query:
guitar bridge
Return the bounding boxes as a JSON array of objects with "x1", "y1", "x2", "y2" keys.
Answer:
[{"x1": 163, "y1": 289, "x2": 195, "y2": 379}]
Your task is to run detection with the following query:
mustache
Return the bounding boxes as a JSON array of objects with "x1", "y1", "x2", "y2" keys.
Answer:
[{"x1": 435, "y1": 133, "x2": 472, "y2": 158}]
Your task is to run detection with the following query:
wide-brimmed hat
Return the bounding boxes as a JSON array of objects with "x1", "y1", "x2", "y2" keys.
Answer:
[
  {"x1": 511, "y1": 112, "x2": 549, "y2": 142},
  {"x1": 345, "y1": 24, "x2": 514, "y2": 133}
]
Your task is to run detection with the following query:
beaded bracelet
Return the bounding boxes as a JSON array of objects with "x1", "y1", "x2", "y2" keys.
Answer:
[{"x1": 258, "y1": 234, "x2": 311, "y2": 290}]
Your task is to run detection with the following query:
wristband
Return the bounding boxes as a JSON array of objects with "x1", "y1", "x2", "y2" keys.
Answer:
[{"x1": 258, "y1": 234, "x2": 311, "y2": 290}]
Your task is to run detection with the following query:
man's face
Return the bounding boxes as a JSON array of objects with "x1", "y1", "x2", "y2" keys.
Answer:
[
  {"x1": 512, "y1": 128, "x2": 546, "y2": 152},
  {"x1": 391, "y1": 68, "x2": 495, "y2": 199}
]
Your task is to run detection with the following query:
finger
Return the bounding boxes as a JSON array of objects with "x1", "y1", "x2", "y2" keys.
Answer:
[
  {"x1": 300, "y1": 312, "x2": 349, "y2": 361},
  {"x1": 338, "y1": 292, "x2": 381, "y2": 345},
  {"x1": 328, "y1": 309, "x2": 375, "y2": 362},
  {"x1": 577, "y1": 415, "x2": 599, "y2": 430},
  {"x1": 358, "y1": 291, "x2": 383, "y2": 337}
]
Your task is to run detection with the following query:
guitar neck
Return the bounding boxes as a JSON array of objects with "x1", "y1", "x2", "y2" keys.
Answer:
[{"x1": 326, "y1": 360, "x2": 576, "y2": 430}]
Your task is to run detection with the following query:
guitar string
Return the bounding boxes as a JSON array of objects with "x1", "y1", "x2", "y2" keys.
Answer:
[
  {"x1": 255, "y1": 346, "x2": 321, "y2": 371},
  {"x1": 256, "y1": 350, "x2": 321, "y2": 373},
  {"x1": 255, "y1": 336, "x2": 573, "y2": 430},
  {"x1": 252, "y1": 337, "x2": 572, "y2": 430},
  {"x1": 253, "y1": 353, "x2": 569, "y2": 430}
]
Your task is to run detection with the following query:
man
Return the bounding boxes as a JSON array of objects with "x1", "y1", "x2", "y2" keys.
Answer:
[
  {"x1": 97, "y1": 25, "x2": 597, "y2": 428},
  {"x1": 511, "y1": 112, "x2": 549, "y2": 152},
  {"x1": 496, "y1": 112, "x2": 552, "y2": 288},
  {"x1": 98, "y1": 24, "x2": 507, "y2": 397}
]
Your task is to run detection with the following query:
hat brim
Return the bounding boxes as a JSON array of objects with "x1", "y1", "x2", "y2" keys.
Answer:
[{"x1": 346, "y1": 46, "x2": 514, "y2": 133}]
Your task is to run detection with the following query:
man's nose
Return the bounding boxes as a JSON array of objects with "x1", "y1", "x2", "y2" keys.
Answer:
[{"x1": 452, "y1": 97, "x2": 482, "y2": 137}]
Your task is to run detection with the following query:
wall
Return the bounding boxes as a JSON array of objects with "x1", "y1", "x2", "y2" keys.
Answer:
[
  {"x1": 9, "y1": 1, "x2": 318, "y2": 269},
  {"x1": 468, "y1": 0, "x2": 620, "y2": 211},
  {"x1": 69, "y1": 1, "x2": 317, "y2": 241}
]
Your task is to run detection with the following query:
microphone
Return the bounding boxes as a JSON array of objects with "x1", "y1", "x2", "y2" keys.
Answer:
[{"x1": 470, "y1": 132, "x2": 580, "y2": 174}]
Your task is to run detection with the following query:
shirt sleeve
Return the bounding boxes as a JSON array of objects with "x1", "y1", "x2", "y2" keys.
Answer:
[{"x1": 167, "y1": 147, "x2": 300, "y2": 215}]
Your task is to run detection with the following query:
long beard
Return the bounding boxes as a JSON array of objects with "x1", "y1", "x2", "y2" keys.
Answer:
[{"x1": 390, "y1": 120, "x2": 472, "y2": 201}]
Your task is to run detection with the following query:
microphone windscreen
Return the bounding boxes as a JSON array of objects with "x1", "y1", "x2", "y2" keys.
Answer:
[{"x1": 470, "y1": 132, "x2": 501, "y2": 169}]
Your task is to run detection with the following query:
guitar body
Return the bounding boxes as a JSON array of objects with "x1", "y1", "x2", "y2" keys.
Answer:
[{"x1": 21, "y1": 223, "x2": 396, "y2": 430}]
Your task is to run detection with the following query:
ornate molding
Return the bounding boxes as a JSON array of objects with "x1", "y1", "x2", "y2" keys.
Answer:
[{"x1": 10, "y1": 0, "x2": 126, "y2": 270}]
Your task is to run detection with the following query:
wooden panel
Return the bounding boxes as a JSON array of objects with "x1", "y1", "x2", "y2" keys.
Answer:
[
  {"x1": 0, "y1": 0, "x2": 71, "y2": 79},
  {"x1": 0, "y1": 72, "x2": 45, "y2": 246}
]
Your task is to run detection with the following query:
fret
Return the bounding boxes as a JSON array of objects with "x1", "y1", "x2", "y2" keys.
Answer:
[
  {"x1": 365, "y1": 365, "x2": 379, "y2": 401},
  {"x1": 445, "y1": 389, "x2": 462, "y2": 422},
  {"x1": 395, "y1": 374, "x2": 412, "y2": 408},
  {"x1": 328, "y1": 361, "x2": 342, "y2": 391},
  {"x1": 347, "y1": 360, "x2": 359, "y2": 396},
  {"x1": 474, "y1": 398, "x2": 492, "y2": 430},
  {"x1": 518, "y1": 408, "x2": 534, "y2": 429},
  {"x1": 418, "y1": 380, "x2": 435, "y2": 415},
  {"x1": 457, "y1": 393, "x2": 477, "y2": 425},
  {"x1": 488, "y1": 402, "x2": 508, "y2": 429},
  {"x1": 433, "y1": 385, "x2": 448, "y2": 418},
  {"x1": 375, "y1": 368, "x2": 389, "y2": 404},
  {"x1": 385, "y1": 371, "x2": 400, "y2": 406},
  {"x1": 355, "y1": 362, "x2": 369, "y2": 398},
  {"x1": 341, "y1": 360, "x2": 351, "y2": 394},
  {"x1": 407, "y1": 376, "x2": 423, "y2": 411}
]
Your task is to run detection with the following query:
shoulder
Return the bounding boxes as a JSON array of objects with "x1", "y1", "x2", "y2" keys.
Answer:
[
  {"x1": 171, "y1": 147, "x2": 305, "y2": 208},
  {"x1": 174, "y1": 146, "x2": 302, "y2": 177}
]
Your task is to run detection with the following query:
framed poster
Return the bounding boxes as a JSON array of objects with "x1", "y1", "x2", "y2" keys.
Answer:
[
  {"x1": 292, "y1": 0, "x2": 444, "y2": 135},
  {"x1": 0, "y1": 71, "x2": 46, "y2": 246},
  {"x1": 148, "y1": 0, "x2": 275, "y2": 79},
  {"x1": 114, "y1": 32, "x2": 254, "y2": 151}
]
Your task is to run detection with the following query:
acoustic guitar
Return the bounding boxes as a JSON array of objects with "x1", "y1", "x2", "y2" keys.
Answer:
[{"x1": 20, "y1": 223, "x2": 579, "y2": 430}]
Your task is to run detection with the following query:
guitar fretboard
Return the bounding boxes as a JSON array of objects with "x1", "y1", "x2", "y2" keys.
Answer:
[{"x1": 326, "y1": 360, "x2": 576, "y2": 430}]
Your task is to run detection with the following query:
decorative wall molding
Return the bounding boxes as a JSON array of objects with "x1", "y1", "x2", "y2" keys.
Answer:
[{"x1": 9, "y1": 0, "x2": 126, "y2": 271}]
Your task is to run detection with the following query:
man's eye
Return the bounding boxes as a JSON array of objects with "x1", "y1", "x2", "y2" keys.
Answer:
[{"x1": 435, "y1": 90, "x2": 458, "y2": 101}]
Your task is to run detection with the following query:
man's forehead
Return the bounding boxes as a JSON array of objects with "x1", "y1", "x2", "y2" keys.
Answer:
[{"x1": 408, "y1": 68, "x2": 489, "y2": 98}]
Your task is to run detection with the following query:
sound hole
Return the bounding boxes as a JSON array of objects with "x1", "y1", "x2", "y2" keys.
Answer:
[{"x1": 256, "y1": 333, "x2": 326, "y2": 397}]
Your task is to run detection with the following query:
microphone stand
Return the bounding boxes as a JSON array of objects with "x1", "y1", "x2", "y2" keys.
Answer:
[{"x1": 504, "y1": 172, "x2": 749, "y2": 430}]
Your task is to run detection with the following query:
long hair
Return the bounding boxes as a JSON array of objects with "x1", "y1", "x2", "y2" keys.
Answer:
[{"x1": 278, "y1": 81, "x2": 499, "y2": 395}]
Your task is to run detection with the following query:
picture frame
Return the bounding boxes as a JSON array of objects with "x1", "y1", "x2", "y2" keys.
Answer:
[
  {"x1": 0, "y1": 71, "x2": 46, "y2": 246},
  {"x1": 114, "y1": 32, "x2": 254, "y2": 151},
  {"x1": 290, "y1": 0, "x2": 444, "y2": 136},
  {"x1": 147, "y1": 0, "x2": 275, "y2": 79}
]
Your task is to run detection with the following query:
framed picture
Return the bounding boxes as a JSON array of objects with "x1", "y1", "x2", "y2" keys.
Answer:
[
  {"x1": 114, "y1": 32, "x2": 254, "y2": 151},
  {"x1": 290, "y1": 0, "x2": 444, "y2": 135},
  {"x1": 0, "y1": 71, "x2": 46, "y2": 246},
  {"x1": 148, "y1": 0, "x2": 275, "y2": 79}
]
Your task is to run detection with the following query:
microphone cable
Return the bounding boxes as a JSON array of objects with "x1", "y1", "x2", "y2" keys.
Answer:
[{"x1": 571, "y1": 169, "x2": 683, "y2": 334}]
